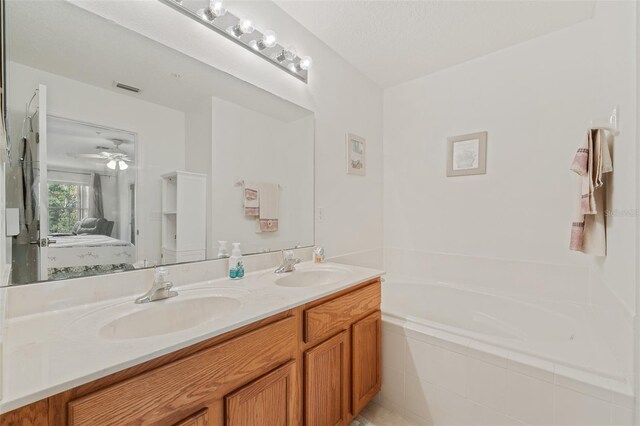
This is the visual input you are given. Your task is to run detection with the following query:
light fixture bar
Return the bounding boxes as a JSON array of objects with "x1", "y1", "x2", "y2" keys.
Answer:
[{"x1": 158, "y1": 0, "x2": 310, "y2": 83}]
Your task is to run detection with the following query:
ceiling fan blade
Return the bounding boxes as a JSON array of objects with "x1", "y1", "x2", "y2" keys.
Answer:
[{"x1": 74, "y1": 154, "x2": 106, "y2": 159}]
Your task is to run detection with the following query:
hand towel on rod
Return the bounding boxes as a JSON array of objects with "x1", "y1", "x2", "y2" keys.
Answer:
[
  {"x1": 243, "y1": 181, "x2": 259, "y2": 217},
  {"x1": 257, "y1": 182, "x2": 279, "y2": 233},
  {"x1": 569, "y1": 128, "x2": 613, "y2": 256}
]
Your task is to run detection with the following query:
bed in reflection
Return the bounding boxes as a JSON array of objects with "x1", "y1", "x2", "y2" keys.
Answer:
[
  {"x1": 48, "y1": 217, "x2": 135, "y2": 280},
  {"x1": 48, "y1": 236, "x2": 135, "y2": 280}
]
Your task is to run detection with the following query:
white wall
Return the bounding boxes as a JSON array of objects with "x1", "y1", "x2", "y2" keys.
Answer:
[
  {"x1": 207, "y1": 97, "x2": 314, "y2": 255},
  {"x1": 73, "y1": 0, "x2": 384, "y2": 266},
  {"x1": 384, "y1": 1, "x2": 636, "y2": 377},
  {"x1": 7, "y1": 62, "x2": 186, "y2": 264},
  {"x1": 184, "y1": 97, "x2": 213, "y2": 256}
]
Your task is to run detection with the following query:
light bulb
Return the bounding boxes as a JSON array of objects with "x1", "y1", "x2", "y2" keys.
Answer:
[
  {"x1": 275, "y1": 45, "x2": 297, "y2": 63},
  {"x1": 228, "y1": 17, "x2": 255, "y2": 37},
  {"x1": 261, "y1": 30, "x2": 277, "y2": 48},
  {"x1": 119, "y1": 161, "x2": 129, "y2": 170},
  {"x1": 198, "y1": 0, "x2": 226, "y2": 21},
  {"x1": 107, "y1": 160, "x2": 117, "y2": 170},
  {"x1": 298, "y1": 56, "x2": 313, "y2": 70},
  {"x1": 210, "y1": 0, "x2": 226, "y2": 17},
  {"x1": 284, "y1": 45, "x2": 297, "y2": 61},
  {"x1": 239, "y1": 18, "x2": 255, "y2": 34}
]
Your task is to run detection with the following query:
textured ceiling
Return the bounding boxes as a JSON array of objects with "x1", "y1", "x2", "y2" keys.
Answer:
[{"x1": 274, "y1": 1, "x2": 596, "y2": 87}]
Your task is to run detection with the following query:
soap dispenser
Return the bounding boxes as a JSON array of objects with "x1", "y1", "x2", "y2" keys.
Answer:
[
  {"x1": 314, "y1": 247, "x2": 325, "y2": 263},
  {"x1": 217, "y1": 240, "x2": 229, "y2": 258},
  {"x1": 229, "y1": 242, "x2": 244, "y2": 279}
]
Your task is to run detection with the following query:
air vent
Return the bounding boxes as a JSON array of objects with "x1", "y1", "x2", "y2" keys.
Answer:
[{"x1": 114, "y1": 82, "x2": 141, "y2": 93}]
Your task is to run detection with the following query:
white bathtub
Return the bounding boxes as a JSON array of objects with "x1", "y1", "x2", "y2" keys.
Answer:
[{"x1": 379, "y1": 279, "x2": 634, "y2": 426}]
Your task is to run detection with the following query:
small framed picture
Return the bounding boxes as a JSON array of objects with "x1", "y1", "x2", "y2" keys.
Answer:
[
  {"x1": 346, "y1": 133, "x2": 366, "y2": 176},
  {"x1": 447, "y1": 131, "x2": 487, "y2": 177}
]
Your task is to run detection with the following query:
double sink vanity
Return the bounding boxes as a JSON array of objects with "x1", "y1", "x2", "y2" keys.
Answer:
[{"x1": 0, "y1": 261, "x2": 383, "y2": 425}]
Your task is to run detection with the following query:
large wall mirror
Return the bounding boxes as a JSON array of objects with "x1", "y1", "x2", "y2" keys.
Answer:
[{"x1": 3, "y1": 0, "x2": 315, "y2": 285}]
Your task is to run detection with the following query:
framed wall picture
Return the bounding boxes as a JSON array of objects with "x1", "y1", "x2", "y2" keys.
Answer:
[
  {"x1": 346, "y1": 133, "x2": 366, "y2": 176},
  {"x1": 446, "y1": 131, "x2": 487, "y2": 177}
]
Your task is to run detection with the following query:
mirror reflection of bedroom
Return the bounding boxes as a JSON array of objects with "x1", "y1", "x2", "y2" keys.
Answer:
[
  {"x1": 11, "y1": 117, "x2": 137, "y2": 283},
  {"x1": 4, "y1": 0, "x2": 314, "y2": 285}
]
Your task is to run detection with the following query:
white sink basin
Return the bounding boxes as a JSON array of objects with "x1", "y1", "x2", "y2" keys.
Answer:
[
  {"x1": 275, "y1": 266, "x2": 350, "y2": 288},
  {"x1": 99, "y1": 295, "x2": 241, "y2": 340}
]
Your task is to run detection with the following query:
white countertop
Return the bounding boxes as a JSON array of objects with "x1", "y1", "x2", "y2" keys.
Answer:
[{"x1": 1, "y1": 262, "x2": 384, "y2": 413}]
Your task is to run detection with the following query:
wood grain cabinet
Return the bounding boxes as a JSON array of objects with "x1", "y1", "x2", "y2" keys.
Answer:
[
  {"x1": 351, "y1": 311, "x2": 382, "y2": 414},
  {"x1": 0, "y1": 279, "x2": 381, "y2": 426},
  {"x1": 226, "y1": 361, "x2": 298, "y2": 426},
  {"x1": 304, "y1": 332, "x2": 348, "y2": 426},
  {"x1": 175, "y1": 409, "x2": 210, "y2": 426},
  {"x1": 302, "y1": 280, "x2": 382, "y2": 426}
]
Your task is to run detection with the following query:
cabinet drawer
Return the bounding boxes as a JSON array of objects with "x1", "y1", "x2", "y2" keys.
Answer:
[
  {"x1": 68, "y1": 317, "x2": 297, "y2": 426},
  {"x1": 304, "y1": 281, "x2": 380, "y2": 344}
]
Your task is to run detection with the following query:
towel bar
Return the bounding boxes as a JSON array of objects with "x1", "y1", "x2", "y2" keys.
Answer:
[{"x1": 234, "y1": 179, "x2": 282, "y2": 189}]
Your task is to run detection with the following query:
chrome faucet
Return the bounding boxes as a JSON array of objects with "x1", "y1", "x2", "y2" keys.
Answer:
[
  {"x1": 135, "y1": 267, "x2": 178, "y2": 304},
  {"x1": 275, "y1": 250, "x2": 301, "y2": 273}
]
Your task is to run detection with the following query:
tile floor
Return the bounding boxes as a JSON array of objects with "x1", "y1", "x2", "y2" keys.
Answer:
[{"x1": 352, "y1": 402, "x2": 421, "y2": 426}]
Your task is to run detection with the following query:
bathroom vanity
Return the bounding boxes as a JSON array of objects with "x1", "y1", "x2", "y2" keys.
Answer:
[{"x1": 0, "y1": 263, "x2": 382, "y2": 425}]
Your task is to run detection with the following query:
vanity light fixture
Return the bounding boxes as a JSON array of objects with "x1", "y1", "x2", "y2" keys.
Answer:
[
  {"x1": 298, "y1": 56, "x2": 313, "y2": 71},
  {"x1": 160, "y1": 0, "x2": 312, "y2": 82},
  {"x1": 228, "y1": 17, "x2": 255, "y2": 38},
  {"x1": 275, "y1": 45, "x2": 297, "y2": 63},
  {"x1": 197, "y1": 0, "x2": 227, "y2": 22},
  {"x1": 250, "y1": 30, "x2": 278, "y2": 51}
]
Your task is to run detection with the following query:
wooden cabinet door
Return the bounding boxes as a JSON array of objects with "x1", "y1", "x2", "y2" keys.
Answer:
[
  {"x1": 225, "y1": 361, "x2": 297, "y2": 426},
  {"x1": 351, "y1": 311, "x2": 382, "y2": 414},
  {"x1": 174, "y1": 409, "x2": 209, "y2": 426},
  {"x1": 304, "y1": 332, "x2": 347, "y2": 426}
]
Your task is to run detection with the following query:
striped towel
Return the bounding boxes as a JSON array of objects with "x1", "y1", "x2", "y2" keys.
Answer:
[
  {"x1": 570, "y1": 128, "x2": 613, "y2": 256},
  {"x1": 244, "y1": 182, "x2": 260, "y2": 217}
]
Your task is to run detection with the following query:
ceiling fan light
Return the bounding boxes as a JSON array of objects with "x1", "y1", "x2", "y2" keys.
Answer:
[
  {"x1": 119, "y1": 161, "x2": 129, "y2": 170},
  {"x1": 107, "y1": 160, "x2": 117, "y2": 170}
]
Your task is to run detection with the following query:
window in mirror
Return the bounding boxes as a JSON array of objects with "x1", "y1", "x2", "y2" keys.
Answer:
[{"x1": 48, "y1": 182, "x2": 89, "y2": 234}]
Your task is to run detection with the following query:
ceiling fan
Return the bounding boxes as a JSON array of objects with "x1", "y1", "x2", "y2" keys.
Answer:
[{"x1": 74, "y1": 139, "x2": 132, "y2": 170}]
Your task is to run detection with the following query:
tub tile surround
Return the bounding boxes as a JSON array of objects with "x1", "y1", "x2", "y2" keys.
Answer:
[
  {"x1": 379, "y1": 320, "x2": 634, "y2": 426},
  {"x1": 0, "y1": 255, "x2": 383, "y2": 413}
]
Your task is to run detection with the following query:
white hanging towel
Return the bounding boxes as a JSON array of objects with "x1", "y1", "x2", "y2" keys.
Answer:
[
  {"x1": 243, "y1": 181, "x2": 259, "y2": 217},
  {"x1": 257, "y1": 182, "x2": 279, "y2": 233},
  {"x1": 569, "y1": 128, "x2": 613, "y2": 256}
]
